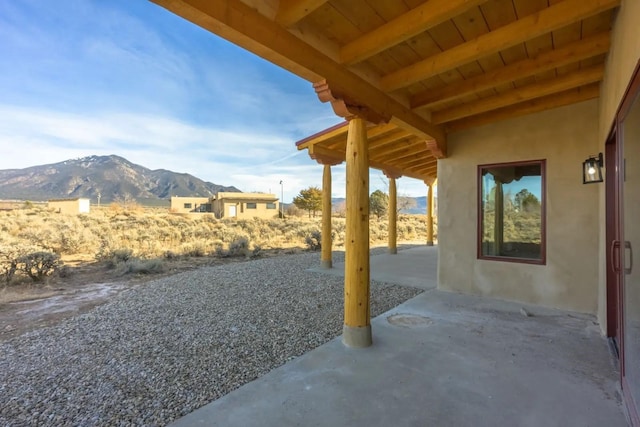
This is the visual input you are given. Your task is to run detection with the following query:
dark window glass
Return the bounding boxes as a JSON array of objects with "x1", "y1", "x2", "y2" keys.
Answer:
[{"x1": 479, "y1": 160, "x2": 545, "y2": 264}]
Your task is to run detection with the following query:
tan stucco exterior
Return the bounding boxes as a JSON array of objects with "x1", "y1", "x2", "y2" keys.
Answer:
[
  {"x1": 439, "y1": 100, "x2": 600, "y2": 314},
  {"x1": 48, "y1": 198, "x2": 90, "y2": 215},
  {"x1": 170, "y1": 196, "x2": 214, "y2": 214},
  {"x1": 213, "y1": 192, "x2": 279, "y2": 219}
]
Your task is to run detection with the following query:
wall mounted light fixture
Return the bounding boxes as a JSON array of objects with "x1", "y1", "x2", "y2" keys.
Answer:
[{"x1": 583, "y1": 153, "x2": 604, "y2": 184}]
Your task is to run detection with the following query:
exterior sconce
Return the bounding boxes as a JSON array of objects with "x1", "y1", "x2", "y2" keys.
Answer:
[{"x1": 583, "y1": 153, "x2": 604, "y2": 184}]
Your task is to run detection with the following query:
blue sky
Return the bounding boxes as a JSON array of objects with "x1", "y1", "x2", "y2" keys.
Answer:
[{"x1": 0, "y1": 0, "x2": 430, "y2": 202}]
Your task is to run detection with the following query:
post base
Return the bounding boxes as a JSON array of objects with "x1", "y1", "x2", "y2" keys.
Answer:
[
  {"x1": 320, "y1": 259, "x2": 332, "y2": 269},
  {"x1": 388, "y1": 247, "x2": 397, "y2": 254},
  {"x1": 426, "y1": 241, "x2": 434, "y2": 246},
  {"x1": 342, "y1": 324, "x2": 372, "y2": 348}
]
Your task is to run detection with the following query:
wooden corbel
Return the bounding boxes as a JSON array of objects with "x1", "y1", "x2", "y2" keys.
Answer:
[
  {"x1": 311, "y1": 153, "x2": 343, "y2": 166},
  {"x1": 424, "y1": 177, "x2": 436, "y2": 186},
  {"x1": 313, "y1": 80, "x2": 388, "y2": 124},
  {"x1": 383, "y1": 169, "x2": 402, "y2": 180},
  {"x1": 426, "y1": 139, "x2": 446, "y2": 159}
]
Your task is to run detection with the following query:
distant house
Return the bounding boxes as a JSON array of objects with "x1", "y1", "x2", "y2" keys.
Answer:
[
  {"x1": 213, "y1": 192, "x2": 279, "y2": 219},
  {"x1": 170, "y1": 196, "x2": 214, "y2": 214},
  {"x1": 48, "y1": 198, "x2": 90, "y2": 214},
  {"x1": 171, "y1": 193, "x2": 280, "y2": 219}
]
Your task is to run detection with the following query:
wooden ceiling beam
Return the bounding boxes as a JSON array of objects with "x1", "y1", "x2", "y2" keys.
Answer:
[
  {"x1": 411, "y1": 31, "x2": 611, "y2": 110},
  {"x1": 275, "y1": 0, "x2": 328, "y2": 27},
  {"x1": 366, "y1": 123, "x2": 400, "y2": 139},
  {"x1": 340, "y1": 0, "x2": 489, "y2": 65},
  {"x1": 446, "y1": 84, "x2": 600, "y2": 132},
  {"x1": 432, "y1": 64, "x2": 604, "y2": 124},
  {"x1": 380, "y1": 0, "x2": 620, "y2": 92},
  {"x1": 404, "y1": 164, "x2": 437, "y2": 176},
  {"x1": 392, "y1": 156, "x2": 437, "y2": 169},
  {"x1": 375, "y1": 147, "x2": 430, "y2": 163},
  {"x1": 307, "y1": 140, "x2": 429, "y2": 180},
  {"x1": 152, "y1": 0, "x2": 446, "y2": 151},
  {"x1": 368, "y1": 129, "x2": 412, "y2": 149},
  {"x1": 370, "y1": 138, "x2": 424, "y2": 157}
]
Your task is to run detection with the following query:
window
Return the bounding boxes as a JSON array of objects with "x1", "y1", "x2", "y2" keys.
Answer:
[
  {"x1": 184, "y1": 203, "x2": 192, "y2": 209},
  {"x1": 246, "y1": 202, "x2": 257, "y2": 209},
  {"x1": 266, "y1": 203, "x2": 276, "y2": 209},
  {"x1": 478, "y1": 160, "x2": 545, "y2": 264}
]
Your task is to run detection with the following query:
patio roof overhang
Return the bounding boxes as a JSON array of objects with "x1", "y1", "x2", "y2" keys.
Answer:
[
  {"x1": 295, "y1": 121, "x2": 438, "y2": 181},
  {"x1": 150, "y1": 0, "x2": 620, "y2": 348},
  {"x1": 151, "y1": 0, "x2": 617, "y2": 179}
]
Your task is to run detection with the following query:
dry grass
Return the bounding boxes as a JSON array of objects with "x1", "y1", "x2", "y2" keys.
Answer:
[{"x1": 0, "y1": 205, "x2": 436, "y2": 288}]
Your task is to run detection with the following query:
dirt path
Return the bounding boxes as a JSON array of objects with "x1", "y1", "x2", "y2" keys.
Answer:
[{"x1": 0, "y1": 255, "x2": 260, "y2": 341}]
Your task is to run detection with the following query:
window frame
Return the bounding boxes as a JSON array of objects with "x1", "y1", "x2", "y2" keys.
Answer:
[
  {"x1": 246, "y1": 202, "x2": 257, "y2": 209},
  {"x1": 266, "y1": 202, "x2": 276, "y2": 209},
  {"x1": 477, "y1": 159, "x2": 547, "y2": 265},
  {"x1": 184, "y1": 203, "x2": 192, "y2": 209}
]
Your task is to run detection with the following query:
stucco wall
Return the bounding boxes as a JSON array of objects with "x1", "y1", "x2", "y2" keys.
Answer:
[
  {"x1": 170, "y1": 197, "x2": 212, "y2": 213},
  {"x1": 215, "y1": 200, "x2": 279, "y2": 219},
  {"x1": 598, "y1": 0, "x2": 640, "y2": 143},
  {"x1": 439, "y1": 100, "x2": 600, "y2": 314},
  {"x1": 48, "y1": 199, "x2": 90, "y2": 215},
  {"x1": 596, "y1": 0, "x2": 640, "y2": 332}
]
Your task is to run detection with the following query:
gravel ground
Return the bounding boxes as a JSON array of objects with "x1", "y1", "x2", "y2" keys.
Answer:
[{"x1": 0, "y1": 250, "x2": 422, "y2": 426}]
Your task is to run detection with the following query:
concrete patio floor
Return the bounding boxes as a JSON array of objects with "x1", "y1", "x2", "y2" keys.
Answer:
[{"x1": 172, "y1": 246, "x2": 627, "y2": 427}]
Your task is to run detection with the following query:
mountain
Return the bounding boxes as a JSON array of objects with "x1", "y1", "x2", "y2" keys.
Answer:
[{"x1": 0, "y1": 155, "x2": 240, "y2": 203}]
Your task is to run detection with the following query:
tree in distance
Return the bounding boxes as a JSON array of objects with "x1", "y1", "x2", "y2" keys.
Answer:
[
  {"x1": 514, "y1": 189, "x2": 540, "y2": 213},
  {"x1": 398, "y1": 196, "x2": 417, "y2": 213},
  {"x1": 293, "y1": 186, "x2": 322, "y2": 218},
  {"x1": 369, "y1": 190, "x2": 389, "y2": 220}
]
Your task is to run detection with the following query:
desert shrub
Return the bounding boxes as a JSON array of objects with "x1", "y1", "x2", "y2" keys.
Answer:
[
  {"x1": 228, "y1": 236, "x2": 250, "y2": 257},
  {"x1": 180, "y1": 242, "x2": 207, "y2": 257},
  {"x1": 116, "y1": 258, "x2": 165, "y2": 275},
  {"x1": 163, "y1": 250, "x2": 179, "y2": 259},
  {"x1": 18, "y1": 251, "x2": 62, "y2": 282},
  {"x1": 97, "y1": 246, "x2": 135, "y2": 269},
  {"x1": 0, "y1": 244, "x2": 49, "y2": 285},
  {"x1": 111, "y1": 248, "x2": 134, "y2": 263},
  {"x1": 0, "y1": 248, "x2": 19, "y2": 285},
  {"x1": 305, "y1": 230, "x2": 322, "y2": 251}
]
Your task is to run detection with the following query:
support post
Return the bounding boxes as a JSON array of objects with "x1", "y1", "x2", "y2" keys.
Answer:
[
  {"x1": 321, "y1": 164, "x2": 333, "y2": 268},
  {"x1": 389, "y1": 177, "x2": 398, "y2": 254},
  {"x1": 343, "y1": 117, "x2": 371, "y2": 348},
  {"x1": 426, "y1": 180, "x2": 434, "y2": 246},
  {"x1": 384, "y1": 170, "x2": 401, "y2": 255}
]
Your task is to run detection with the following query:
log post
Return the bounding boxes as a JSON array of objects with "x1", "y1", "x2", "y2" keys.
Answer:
[
  {"x1": 384, "y1": 170, "x2": 402, "y2": 254},
  {"x1": 321, "y1": 164, "x2": 333, "y2": 268},
  {"x1": 343, "y1": 117, "x2": 371, "y2": 348},
  {"x1": 426, "y1": 179, "x2": 434, "y2": 246}
]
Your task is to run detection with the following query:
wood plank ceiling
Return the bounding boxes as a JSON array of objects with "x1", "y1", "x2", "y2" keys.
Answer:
[{"x1": 152, "y1": 0, "x2": 618, "y2": 181}]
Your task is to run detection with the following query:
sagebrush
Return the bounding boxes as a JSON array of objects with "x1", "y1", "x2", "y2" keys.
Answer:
[{"x1": 0, "y1": 206, "x2": 436, "y2": 284}]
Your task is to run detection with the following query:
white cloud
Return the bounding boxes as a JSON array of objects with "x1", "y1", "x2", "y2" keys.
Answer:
[{"x1": 0, "y1": 0, "x2": 430, "y2": 203}]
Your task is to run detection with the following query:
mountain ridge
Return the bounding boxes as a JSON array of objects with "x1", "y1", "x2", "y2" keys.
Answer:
[{"x1": 0, "y1": 155, "x2": 240, "y2": 203}]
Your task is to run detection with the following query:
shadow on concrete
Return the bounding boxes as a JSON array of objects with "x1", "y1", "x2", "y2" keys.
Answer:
[
  {"x1": 309, "y1": 245, "x2": 438, "y2": 290},
  {"x1": 171, "y1": 245, "x2": 626, "y2": 427}
]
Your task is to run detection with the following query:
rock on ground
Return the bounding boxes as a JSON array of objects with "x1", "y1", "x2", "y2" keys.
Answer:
[{"x1": 0, "y1": 251, "x2": 421, "y2": 426}]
